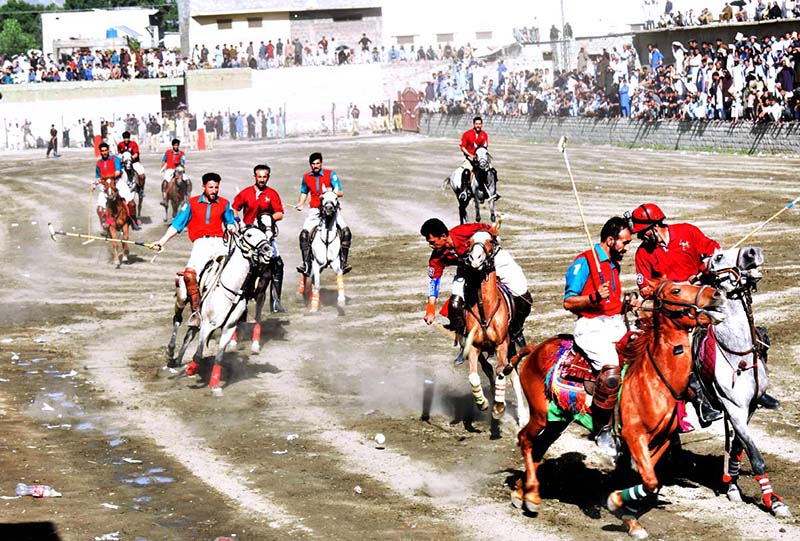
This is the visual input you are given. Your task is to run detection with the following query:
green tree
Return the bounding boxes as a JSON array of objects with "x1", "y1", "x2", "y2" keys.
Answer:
[
  {"x1": 0, "y1": 0, "x2": 57, "y2": 47},
  {"x1": 0, "y1": 18, "x2": 37, "y2": 55}
]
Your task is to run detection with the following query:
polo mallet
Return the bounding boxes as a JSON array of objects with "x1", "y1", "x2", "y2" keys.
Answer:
[
  {"x1": 731, "y1": 196, "x2": 799, "y2": 249},
  {"x1": 48, "y1": 223, "x2": 158, "y2": 251},
  {"x1": 558, "y1": 137, "x2": 607, "y2": 299}
]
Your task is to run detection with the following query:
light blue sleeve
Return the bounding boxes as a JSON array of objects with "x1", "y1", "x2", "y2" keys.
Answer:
[
  {"x1": 300, "y1": 176, "x2": 309, "y2": 194},
  {"x1": 428, "y1": 277, "x2": 440, "y2": 298},
  {"x1": 95, "y1": 163, "x2": 101, "y2": 178},
  {"x1": 113, "y1": 155, "x2": 122, "y2": 172},
  {"x1": 170, "y1": 201, "x2": 192, "y2": 233},
  {"x1": 564, "y1": 256, "x2": 590, "y2": 300},
  {"x1": 222, "y1": 202, "x2": 235, "y2": 226},
  {"x1": 330, "y1": 170, "x2": 343, "y2": 191}
]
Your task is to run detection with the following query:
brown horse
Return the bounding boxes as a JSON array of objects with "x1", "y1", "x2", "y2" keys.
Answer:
[
  {"x1": 164, "y1": 166, "x2": 191, "y2": 222},
  {"x1": 103, "y1": 179, "x2": 130, "y2": 268},
  {"x1": 461, "y1": 229, "x2": 525, "y2": 425},
  {"x1": 509, "y1": 280, "x2": 724, "y2": 538}
]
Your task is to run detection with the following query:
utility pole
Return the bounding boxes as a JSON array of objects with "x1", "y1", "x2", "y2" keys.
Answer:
[
  {"x1": 560, "y1": 0, "x2": 567, "y2": 72},
  {"x1": 177, "y1": 0, "x2": 190, "y2": 57}
]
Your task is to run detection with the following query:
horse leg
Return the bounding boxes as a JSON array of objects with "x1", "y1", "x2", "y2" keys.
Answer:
[
  {"x1": 608, "y1": 433, "x2": 659, "y2": 540},
  {"x1": 336, "y1": 273, "x2": 345, "y2": 307},
  {"x1": 467, "y1": 348, "x2": 489, "y2": 411},
  {"x1": 122, "y1": 224, "x2": 129, "y2": 264},
  {"x1": 473, "y1": 190, "x2": 481, "y2": 223},
  {"x1": 724, "y1": 434, "x2": 746, "y2": 503},
  {"x1": 492, "y1": 340, "x2": 510, "y2": 420},
  {"x1": 309, "y1": 265, "x2": 321, "y2": 312},
  {"x1": 727, "y1": 404, "x2": 791, "y2": 517},
  {"x1": 251, "y1": 291, "x2": 266, "y2": 354},
  {"x1": 459, "y1": 199, "x2": 468, "y2": 225},
  {"x1": 109, "y1": 224, "x2": 120, "y2": 268},
  {"x1": 513, "y1": 420, "x2": 569, "y2": 513}
]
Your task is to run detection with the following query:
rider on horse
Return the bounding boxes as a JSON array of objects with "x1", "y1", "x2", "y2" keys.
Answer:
[
  {"x1": 420, "y1": 218, "x2": 531, "y2": 353},
  {"x1": 293, "y1": 152, "x2": 352, "y2": 276},
  {"x1": 160, "y1": 138, "x2": 186, "y2": 209},
  {"x1": 459, "y1": 116, "x2": 499, "y2": 200},
  {"x1": 564, "y1": 216, "x2": 633, "y2": 456},
  {"x1": 92, "y1": 142, "x2": 139, "y2": 231},
  {"x1": 232, "y1": 163, "x2": 287, "y2": 313},
  {"x1": 151, "y1": 172, "x2": 237, "y2": 329},
  {"x1": 118, "y1": 131, "x2": 145, "y2": 229},
  {"x1": 630, "y1": 202, "x2": 779, "y2": 430}
]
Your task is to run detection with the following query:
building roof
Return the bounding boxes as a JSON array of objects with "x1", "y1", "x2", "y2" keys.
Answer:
[{"x1": 190, "y1": 0, "x2": 381, "y2": 17}]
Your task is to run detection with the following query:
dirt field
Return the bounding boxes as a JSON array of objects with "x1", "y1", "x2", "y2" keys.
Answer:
[{"x1": 1, "y1": 135, "x2": 799, "y2": 541}]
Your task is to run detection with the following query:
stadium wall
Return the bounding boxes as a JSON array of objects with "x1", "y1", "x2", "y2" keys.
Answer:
[{"x1": 419, "y1": 113, "x2": 800, "y2": 155}]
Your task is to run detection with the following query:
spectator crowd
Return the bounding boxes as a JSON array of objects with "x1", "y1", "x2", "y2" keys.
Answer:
[
  {"x1": 1, "y1": 31, "x2": 490, "y2": 85},
  {"x1": 649, "y1": 0, "x2": 800, "y2": 29},
  {"x1": 419, "y1": 27, "x2": 800, "y2": 123}
]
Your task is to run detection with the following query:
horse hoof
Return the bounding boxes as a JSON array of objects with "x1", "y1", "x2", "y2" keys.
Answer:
[
  {"x1": 510, "y1": 488, "x2": 523, "y2": 509},
  {"x1": 475, "y1": 399, "x2": 489, "y2": 411},
  {"x1": 607, "y1": 491, "x2": 624, "y2": 512},
  {"x1": 772, "y1": 502, "x2": 792, "y2": 518},
  {"x1": 229, "y1": 339, "x2": 238, "y2": 349},
  {"x1": 492, "y1": 402, "x2": 506, "y2": 420},
  {"x1": 211, "y1": 386, "x2": 224, "y2": 398},
  {"x1": 726, "y1": 484, "x2": 743, "y2": 503},
  {"x1": 337, "y1": 296, "x2": 346, "y2": 307},
  {"x1": 523, "y1": 498, "x2": 540, "y2": 514},
  {"x1": 251, "y1": 341, "x2": 261, "y2": 354}
]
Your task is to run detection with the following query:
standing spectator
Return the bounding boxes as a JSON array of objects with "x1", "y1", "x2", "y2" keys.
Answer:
[
  {"x1": 359, "y1": 33, "x2": 372, "y2": 52},
  {"x1": 648, "y1": 43, "x2": 664, "y2": 74},
  {"x1": 46, "y1": 124, "x2": 60, "y2": 158},
  {"x1": 351, "y1": 104, "x2": 360, "y2": 135},
  {"x1": 392, "y1": 100, "x2": 403, "y2": 131}
]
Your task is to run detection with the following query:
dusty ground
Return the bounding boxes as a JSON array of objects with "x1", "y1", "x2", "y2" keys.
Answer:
[{"x1": 0, "y1": 135, "x2": 799, "y2": 541}]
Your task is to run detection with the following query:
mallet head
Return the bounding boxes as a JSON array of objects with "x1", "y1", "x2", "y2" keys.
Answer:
[
  {"x1": 558, "y1": 136, "x2": 568, "y2": 153},
  {"x1": 47, "y1": 223, "x2": 57, "y2": 241}
]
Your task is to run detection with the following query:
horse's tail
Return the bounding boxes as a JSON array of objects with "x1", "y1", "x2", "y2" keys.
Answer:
[
  {"x1": 442, "y1": 175, "x2": 454, "y2": 194},
  {"x1": 503, "y1": 344, "x2": 536, "y2": 375}
]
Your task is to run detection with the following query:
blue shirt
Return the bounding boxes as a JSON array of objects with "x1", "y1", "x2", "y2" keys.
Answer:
[
  {"x1": 171, "y1": 194, "x2": 235, "y2": 234},
  {"x1": 564, "y1": 243, "x2": 619, "y2": 300},
  {"x1": 299, "y1": 169, "x2": 342, "y2": 194}
]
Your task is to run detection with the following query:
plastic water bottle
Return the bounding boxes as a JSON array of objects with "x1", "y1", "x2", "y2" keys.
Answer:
[{"x1": 15, "y1": 483, "x2": 62, "y2": 498}]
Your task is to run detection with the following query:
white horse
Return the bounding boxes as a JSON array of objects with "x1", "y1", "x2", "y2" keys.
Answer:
[
  {"x1": 445, "y1": 146, "x2": 499, "y2": 224},
  {"x1": 703, "y1": 246, "x2": 790, "y2": 517},
  {"x1": 120, "y1": 150, "x2": 145, "y2": 219},
  {"x1": 166, "y1": 226, "x2": 273, "y2": 396},
  {"x1": 299, "y1": 190, "x2": 346, "y2": 312}
]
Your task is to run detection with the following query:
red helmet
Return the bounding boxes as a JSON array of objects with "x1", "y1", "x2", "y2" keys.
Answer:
[{"x1": 630, "y1": 203, "x2": 665, "y2": 234}]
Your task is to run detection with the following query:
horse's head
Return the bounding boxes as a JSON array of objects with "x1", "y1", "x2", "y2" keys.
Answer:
[
  {"x1": 464, "y1": 230, "x2": 498, "y2": 271},
  {"x1": 120, "y1": 151, "x2": 133, "y2": 169},
  {"x1": 651, "y1": 279, "x2": 726, "y2": 327},
  {"x1": 103, "y1": 178, "x2": 119, "y2": 200},
  {"x1": 238, "y1": 225, "x2": 273, "y2": 265},
  {"x1": 173, "y1": 165, "x2": 185, "y2": 183},
  {"x1": 320, "y1": 190, "x2": 339, "y2": 218},
  {"x1": 705, "y1": 247, "x2": 764, "y2": 294},
  {"x1": 474, "y1": 146, "x2": 491, "y2": 171}
]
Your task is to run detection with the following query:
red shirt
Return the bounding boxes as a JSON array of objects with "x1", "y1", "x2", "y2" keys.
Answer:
[
  {"x1": 427, "y1": 223, "x2": 490, "y2": 280},
  {"x1": 117, "y1": 140, "x2": 140, "y2": 162},
  {"x1": 460, "y1": 129, "x2": 489, "y2": 155},
  {"x1": 232, "y1": 185, "x2": 284, "y2": 225},
  {"x1": 570, "y1": 247, "x2": 622, "y2": 319},
  {"x1": 302, "y1": 169, "x2": 336, "y2": 208},
  {"x1": 635, "y1": 223, "x2": 720, "y2": 290},
  {"x1": 163, "y1": 149, "x2": 185, "y2": 169},
  {"x1": 185, "y1": 195, "x2": 231, "y2": 242}
]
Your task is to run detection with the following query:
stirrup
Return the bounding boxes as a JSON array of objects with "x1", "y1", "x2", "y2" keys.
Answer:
[
  {"x1": 188, "y1": 311, "x2": 201, "y2": 328},
  {"x1": 341, "y1": 263, "x2": 352, "y2": 275},
  {"x1": 698, "y1": 401, "x2": 723, "y2": 427},
  {"x1": 595, "y1": 426, "x2": 618, "y2": 458},
  {"x1": 757, "y1": 392, "x2": 780, "y2": 410},
  {"x1": 159, "y1": 199, "x2": 167, "y2": 208},
  {"x1": 271, "y1": 299, "x2": 287, "y2": 313}
]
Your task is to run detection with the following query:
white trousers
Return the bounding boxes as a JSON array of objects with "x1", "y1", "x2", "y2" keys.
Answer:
[
  {"x1": 573, "y1": 314, "x2": 628, "y2": 372},
  {"x1": 96, "y1": 180, "x2": 134, "y2": 207},
  {"x1": 302, "y1": 207, "x2": 348, "y2": 232},
  {"x1": 186, "y1": 236, "x2": 227, "y2": 272},
  {"x1": 452, "y1": 247, "x2": 528, "y2": 297}
]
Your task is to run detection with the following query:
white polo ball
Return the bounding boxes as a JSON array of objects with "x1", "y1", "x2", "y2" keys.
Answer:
[{"x1": 374, "y1": 433, "x2": 386, "y2": 445}]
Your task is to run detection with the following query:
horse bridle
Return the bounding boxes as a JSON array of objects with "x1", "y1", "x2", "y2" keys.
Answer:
[{"x1": 652, "y1": 280, "x2": 716, "y2": 324}]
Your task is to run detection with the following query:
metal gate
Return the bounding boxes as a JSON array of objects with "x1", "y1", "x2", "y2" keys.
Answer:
[{"x1": 398, "y1": 87, "x2": 420, "y2": 132}]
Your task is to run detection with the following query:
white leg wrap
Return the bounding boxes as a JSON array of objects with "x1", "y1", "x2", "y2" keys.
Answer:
[
  {"x1": 494, "y1": 374, "x2": 507, "y2": 403},
  {"x1": 468, "y1": 372, "x2": 482, "y2": 387}
]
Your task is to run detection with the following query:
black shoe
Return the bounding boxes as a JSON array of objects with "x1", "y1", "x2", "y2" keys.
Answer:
[
  {"x1": 130, "y1": 219, "x2": 141, "y2": 231},
  {"x1": 453, "y1": 351, "x2": 465, "y2": 366},
  {"x1": 159, "y1": 199, "x2": 167, "y2": 208},
  {"x1": 341, "y1": 263, "x2": 352, "y2": 275},
  {"x1": 698, "y1": 400, "x2": 723, "y2": 427},
  {"x1": 271, "y1": 299, "x2": 287, "y2": 313},
  {"x1": 296, "y1": 263, "x2": 309, "y2": 275},
  {"x1": 757, "y1": 392, "x2": 780, "y2": 410}
]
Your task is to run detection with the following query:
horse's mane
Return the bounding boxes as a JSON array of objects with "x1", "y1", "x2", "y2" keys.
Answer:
[{"x1": 619, "y1": 316, "x2": 655, "y2": 366}]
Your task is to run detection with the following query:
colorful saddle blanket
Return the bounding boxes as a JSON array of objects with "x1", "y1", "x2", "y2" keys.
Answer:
[
  {"x1": 544, "y1": 336, "x2": 593, "y2": 416},
  {"x1": 692, "y1": 325, "x2": 718, "y2": 388}
]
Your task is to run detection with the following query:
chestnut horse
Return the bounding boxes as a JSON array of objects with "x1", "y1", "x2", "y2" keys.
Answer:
[
  {"x1": 509, "y1": 280, "x2": 724, "y2": 539},
  {"x1": 461, "y1": 229, "x2": 526, "y2": 426},
  {"x1": 103, "y1": 178, "x2": 130, "y2": 268}
]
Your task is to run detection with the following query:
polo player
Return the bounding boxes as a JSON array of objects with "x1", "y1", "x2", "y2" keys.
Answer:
[
  {"x1": 458, "y1": 115, "x2": 499, "y2": 199},
  {"x1": 160, "y1": 138, "x2": 186, "y2": 209},
  {"x1": 92, "y1": 142, "x2": 138, "y2": 231}
]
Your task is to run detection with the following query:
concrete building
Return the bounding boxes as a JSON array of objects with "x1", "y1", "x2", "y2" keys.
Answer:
[
  {"x1": 187, "y1": 0, "x2": 382, "y2": 52},
  {"x1": 41, "y1": 8, "x2": 160, "y2": 57}
]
